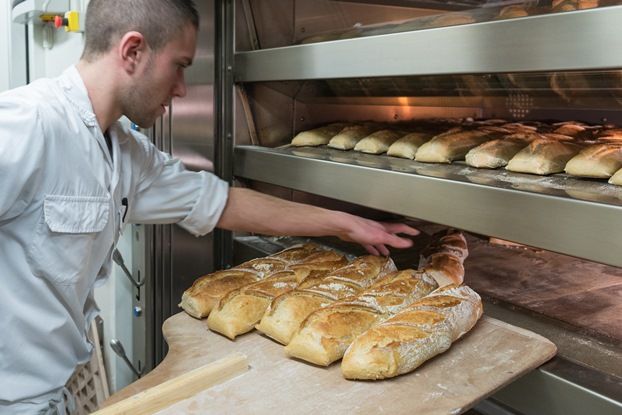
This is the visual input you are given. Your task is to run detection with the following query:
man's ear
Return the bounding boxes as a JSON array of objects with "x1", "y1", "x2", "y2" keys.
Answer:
[{"x1": 118, "y1": 31, "x2": 148, "y2": 74}]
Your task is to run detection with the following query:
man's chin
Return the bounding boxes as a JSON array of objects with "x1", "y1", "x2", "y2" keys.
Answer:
[{"x1": 128, "y1": 115, "x2": 159, "y2": 129}]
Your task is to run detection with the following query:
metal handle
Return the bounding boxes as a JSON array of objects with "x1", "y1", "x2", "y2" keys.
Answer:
[
  {"x1": 112, "y1": 248, "x2": 145, "y2": 288},
  {"x1": 110, "y1": 338, "x2": 143, "y2": 378}
]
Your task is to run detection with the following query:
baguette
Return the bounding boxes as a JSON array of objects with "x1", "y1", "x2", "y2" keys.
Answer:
[
  {"x1": 291, "y1": 123, "x2": 348, "y2": 147},
  {"x1": 341, "y1": 284, "x2": 483, "y2": 380},
  {"x1": 207, "y1": 252, "x2": 348, "y2": 339},
  {"x1": 415, "y1": 128, "x2": 506, "y2": 163},
  {"x1": 386, "y1": 132, "x2": 432, "y2": 159},
  {"x1": 255, "y1": 255, "x2": 396, "y2": 345},
  {"x1": 419, "y1": 229, "x2": 468, "y2": 286},
  {"x1": 610, "y1": 167, "x2": 622, "y2": 185},
  {"x1": 285, "y1": 270, "x2": 438, "y2": 366},
  {"x1": 180, "y1": 244, "x2": 324, "y2": 318},
  {"x1": 506, "y1": 138, "x2": 582, "y2": 175},
  {"x1": 327, "y1": 124, "x2": 380, "y2": 150},
  {"x1": 354, "y1": 130, "x2": 406, "y2": 154},
  {"x1": 565, "y1": 143, "x2": 622, "y2": 178},
  {"x1": 465, "y1": 134, "x2": 538, "y2": 169}
]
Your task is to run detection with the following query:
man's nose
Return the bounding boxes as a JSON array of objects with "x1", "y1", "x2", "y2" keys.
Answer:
[{"x1": 173, "y1": 73, "x2": 187, "y2": 98}]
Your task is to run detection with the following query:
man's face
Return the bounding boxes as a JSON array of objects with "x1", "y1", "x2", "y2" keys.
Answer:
[{"x1": 121, "y1": 24, "x2": 197, "y2": 128}]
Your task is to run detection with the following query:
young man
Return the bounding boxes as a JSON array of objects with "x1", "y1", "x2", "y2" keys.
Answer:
[{"x1": 0, "y1": 0, "x2": 418, "y2": 412}]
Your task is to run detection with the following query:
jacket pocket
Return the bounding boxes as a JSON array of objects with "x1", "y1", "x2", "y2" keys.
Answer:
[{"x1": 27, "y1": 195, "x2": 110, "y2": 285}]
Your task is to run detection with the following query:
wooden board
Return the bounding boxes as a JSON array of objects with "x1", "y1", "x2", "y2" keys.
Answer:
[
  {"x1": 104, "y1": 312, "x2": 556, "y2": 415},
  {"x1": 94, "y1": 354, "x2": 248, "y2": 415}
]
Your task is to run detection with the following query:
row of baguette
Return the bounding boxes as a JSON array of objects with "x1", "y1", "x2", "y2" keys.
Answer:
[
  {"x1": 290, "y1": 120, "x2": 622, "y2": 184},
  {"x1": 180, "y1": 231, "x2": 483, "y2": 379},
  {"x1": 301, "y1": 1, "x2": 599, "y2": 44}
]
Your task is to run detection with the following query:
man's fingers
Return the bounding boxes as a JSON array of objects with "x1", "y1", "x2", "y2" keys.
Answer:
[
  {"x1": 384, "y1": 234, "x2": 414, "y2": 249},
  {"x1": 363, "y1": 244, "x2": 380, "y2": 256},
  {"x1": 376, "y1": 244, "x2": 390, "y2": 257},
  {"x1": 382, "y1": 223, "x2": 420, "y2": 236}
]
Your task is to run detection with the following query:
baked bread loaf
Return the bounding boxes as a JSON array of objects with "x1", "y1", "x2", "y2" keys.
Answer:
[
  {"x1": 180, "y1": 264, "x2": 285, "y2": 319},
  {"x1": 341, "y1": 284, "x2": 483, "y2": 380},
  {"x1": 609, "y1": 167, "x2": 622, "y2": 185},
  {"x1": 285, "y1": 269, "x2": 438, "y2": 366},
  {"x1": 327, "y1": 124, "x2": 379, "y2": 150},
  {"x1": 207, "y1": 252, "x2": 347, "y2": 339},
  {"x1": 255, "y1": 255, "x2": 396, "y2": 345},
  {"x1": 415, "y1": 128, "x2": 506, "y2": 163},
  {"x1": 465, "y1": 134, "x2": 537, "y2": 169},
  {"x1": 291, "y1": 123, "x2": 348, "y2": 147},
  {"x1": 386, "y1": 132, "x2": 432, "y2": 159},
  {"x1": 564, "y1": 143, "x2": 622, "y2": 178},
  {"x1": 354, "y1": 130, "x2": 406, "y2": 154},
  {"x1": 506, "y1": 138, "x2": 582, "y2": 175},
  {"x1": 180, "y1": 244, "x2": 324, "y2": 318},
  {"x1": 497, "y1": 5, "x2": 529, "y2": 19},
  {"x1": 418, "y1": 229, "x2": 468, "y2": 287}
]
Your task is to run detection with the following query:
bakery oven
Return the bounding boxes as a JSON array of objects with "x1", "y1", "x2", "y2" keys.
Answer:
[{"x1": 136, "y1": 1, "x2": 622, "y2": 413}]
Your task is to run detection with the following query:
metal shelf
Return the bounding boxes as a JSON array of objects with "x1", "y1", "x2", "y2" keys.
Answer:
[
  {"x1": 234, "y1": 145, "x2": 622, "y2": 268},
  {"x1": 235, "y1": 7, "x2": 622, "y2": 82}
]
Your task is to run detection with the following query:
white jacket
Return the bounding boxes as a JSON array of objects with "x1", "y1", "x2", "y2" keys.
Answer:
[{"x1": 0, "y1": 66, "x2": 228, "y2": 413}]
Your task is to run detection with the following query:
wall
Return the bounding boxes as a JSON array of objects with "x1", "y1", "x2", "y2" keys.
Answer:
[{"x1": 0, "y1": 0, "x2": 135, "y2": 394}]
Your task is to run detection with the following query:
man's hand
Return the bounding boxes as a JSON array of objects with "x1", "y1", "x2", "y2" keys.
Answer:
[
  {"x1": 334, "y1": 211, "x2": 420, "y2": 256},
  {"x1": 217, "y1": 188, "x2": 420, "y2": 256}
]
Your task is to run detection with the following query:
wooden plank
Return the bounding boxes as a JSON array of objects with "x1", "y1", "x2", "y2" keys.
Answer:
[
  {"x1": 94, "y1": 353, "x2": 248, "y2": 415},
  {"x1": 103, "y1": 311, "x2": 555, "y2": 415}
]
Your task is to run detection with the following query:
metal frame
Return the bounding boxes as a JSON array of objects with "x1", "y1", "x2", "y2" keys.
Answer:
[
  {"x1": 235, "y1": 6, "x2": 622, "y2": 82},
  {"x1": 234, "y1": 145, "x2": 622, "y2": 268},
  {"x1": 214, "y1": 0, "x2": 236, "y2": 269}
]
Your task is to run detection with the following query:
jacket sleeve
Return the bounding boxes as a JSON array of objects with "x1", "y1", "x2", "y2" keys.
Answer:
[
  {"x1": 0, "y1": 97, "x2": 45, "y2": 221},
  {"x1": 128, "y1": 132, "x2": 229, "y2": 236}
]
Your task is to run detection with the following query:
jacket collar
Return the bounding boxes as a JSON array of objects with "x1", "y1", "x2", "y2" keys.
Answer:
[{"x1": 56, "y1": 65, "x2": 100, "y2": 129}]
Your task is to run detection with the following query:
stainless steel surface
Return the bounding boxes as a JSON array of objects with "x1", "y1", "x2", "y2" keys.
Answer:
[
  {"x1": 110, "y1": 338, "x2": 143, "y2": 378},
  {"x1": 135, "y1": 0, "x2": 217, "y2": 369},
  {"x1": 491, "y1": 358, "x2": 622, "y2": 415},
  {"x1": 214, "y1": 0, "x2": 235, "y2": 269},
  {"x1": 112, "y1": 248, "x2": 144, "y2": 288},
  {"x1": 481, "y1": 298, "x2": 622, "y2": 381},
  {"x1": 235, "y1": 7, "x2": 622, "y2": 82},
  {"x1": 234, "y1": 145, "x2": 622, "y2": 267}
]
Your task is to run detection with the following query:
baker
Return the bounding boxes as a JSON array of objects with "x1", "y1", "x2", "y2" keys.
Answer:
[{"x1": 0, "y1": 0, "x2": 419, "y2": 413}]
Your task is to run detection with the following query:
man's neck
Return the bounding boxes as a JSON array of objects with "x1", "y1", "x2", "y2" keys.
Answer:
[{"x1": 75, "y1": 59, "x2": 122, "y2": 133}]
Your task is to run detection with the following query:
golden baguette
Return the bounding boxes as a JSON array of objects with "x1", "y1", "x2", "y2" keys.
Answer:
[
  {"x1": 610, "y1": 167, "x2": 622, "y2": 185},
  {"x1": 565, "y1": 143, "x2": 622, "y2": 178},
  {"x1": 419, "y1": 229, "x2": 468, "y2": 286},
  {"x1": 180, "y1": 244, "x2": 325, "y2": 319},
  {"x1": 291, "y1": 123, "x2": 349, "y2": 147},
  {"x1": 506, "y1": 138, "x2": 582, "y2": 175},
  {"x1": 341, "y1": 284, "x2": 483, "y2": 380},
  {"x1": 255, "y1": 255, "x2": 396, "y2": 345},
  {"x1": 414, "y1": 128, "x2": 507, "y2": 163},
  {"x1": 207, "y1": 252, "x2": 348, "y2": 339},
  {"x1": 285, "y1": 269, "x2": 438, "y2": 366},
  {"x1": 327, "y1": 124, "x2": 380, "y2": 150},
  {"x1": 464, "y1": 133, "x2": 539, "y2": 169},
  {"x1": 353, "y1": 130, "x2": 407, "y2": 154},
  {"x1": 386, "y1": 132, "x2": 433, "y2": 160}
]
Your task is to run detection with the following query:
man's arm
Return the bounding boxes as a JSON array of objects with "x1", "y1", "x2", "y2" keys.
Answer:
[{"x1": 216, "y1": 187, "x2": 419, "y2": 256}]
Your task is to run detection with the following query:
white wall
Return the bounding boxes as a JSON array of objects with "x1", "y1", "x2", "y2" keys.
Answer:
[
  {"x1": 0, "y1": 1, "x2": 27, "y2": 91},
  {"x1": 1, "y1": 0, "x2": 135, "y2": 394}
]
